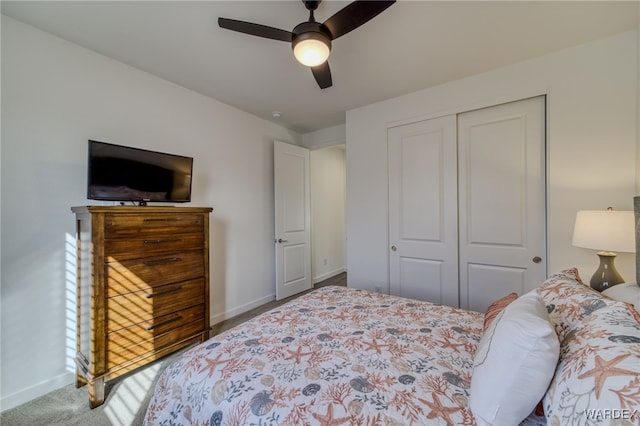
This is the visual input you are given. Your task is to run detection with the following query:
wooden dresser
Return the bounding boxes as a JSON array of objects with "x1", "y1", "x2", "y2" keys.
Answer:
[{"x1": 71, "y1": 206, "x2": 213, "y2": 408}]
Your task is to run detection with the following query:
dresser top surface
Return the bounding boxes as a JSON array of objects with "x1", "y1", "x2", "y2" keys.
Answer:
[{"x1": 71, "y1": 206, "x2": 213, "y2": 214}]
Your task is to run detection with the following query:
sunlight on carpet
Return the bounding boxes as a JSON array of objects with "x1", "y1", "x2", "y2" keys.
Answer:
[{"x1": 104, "y1": 362, "x2": 163, "y2": 425}]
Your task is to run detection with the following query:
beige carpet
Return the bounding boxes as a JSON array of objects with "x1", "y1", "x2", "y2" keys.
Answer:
[{"x1": 0, "y1": 348, "x2": 186, "y2": 426}]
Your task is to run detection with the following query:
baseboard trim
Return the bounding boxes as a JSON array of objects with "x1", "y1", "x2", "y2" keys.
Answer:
[
  {"x1": 1, "y1": 370, "x2": 75, "y2": 412},
  {"x1": 210, "y1": 293, "x2": 275, "y2": 326},
  {"x1": 313, "y1": 267, "x2": 346, "y2": 284}
]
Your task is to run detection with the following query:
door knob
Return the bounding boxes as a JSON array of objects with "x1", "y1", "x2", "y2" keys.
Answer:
[
  {"x1": 276, "y1": 238, "x2": 288, "y2": 243},
  {"x1": 391, "y1": 245, "x2": 397, "y2": 252},
  {"x1": 532, "y1": 256, "x2": 542, "y2": 264}
]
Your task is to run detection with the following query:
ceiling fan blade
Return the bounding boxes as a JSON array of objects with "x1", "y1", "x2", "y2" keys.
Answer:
[
  {"x1": 218, "y1": 18, "x2": 293, "y2": 42},
  {"x1": 323, "y1": 0, "x2": 395, "y2": 40},
  {"x1": 311, "y1": 62, "x2": 332, "y2": 89}
]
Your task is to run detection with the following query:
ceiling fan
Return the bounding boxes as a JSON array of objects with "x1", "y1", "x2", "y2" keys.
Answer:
[{"x1": 218, "y1": 0, "x2": 396, "y2": 89}]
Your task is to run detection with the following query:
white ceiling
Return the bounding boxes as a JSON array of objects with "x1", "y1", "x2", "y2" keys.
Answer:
[{"x1": 2, "y1": 1, "x2": 638, "y2": 134}]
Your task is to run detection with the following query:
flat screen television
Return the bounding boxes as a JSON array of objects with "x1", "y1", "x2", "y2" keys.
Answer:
[{"x1": 87, "y1": 140, "x2": 193, "y2": 204}]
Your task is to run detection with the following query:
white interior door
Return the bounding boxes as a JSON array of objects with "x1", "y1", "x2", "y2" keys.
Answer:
[
  {"x1": 458, "y1": 96, "x2": 546, "y2": 312},
  {"x1": 388, "y1": 115, "x2": 459, "y2": 306},
  {"x1": 274, "y1": 141, "x2": 312, "y2": 300}
]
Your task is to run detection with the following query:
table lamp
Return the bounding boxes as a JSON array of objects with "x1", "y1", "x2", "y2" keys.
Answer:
[{"x1": 572, "y1": 208, "x2": 635, "y2": 291}]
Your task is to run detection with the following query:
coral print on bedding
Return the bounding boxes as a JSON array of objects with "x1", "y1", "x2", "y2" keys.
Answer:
[
  {"x1": 538, "y1": 269, "x2": 640, "y2": 426},
  {"x1": 144, "y1": 286, "x2": 487, "y2": 425}
]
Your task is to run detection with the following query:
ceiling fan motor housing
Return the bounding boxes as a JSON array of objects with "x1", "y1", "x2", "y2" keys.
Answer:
[{"x1": 292, "y1": 21, "x2": 332, "y2": 53}]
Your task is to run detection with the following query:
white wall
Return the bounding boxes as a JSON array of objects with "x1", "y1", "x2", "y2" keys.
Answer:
[
  {"x1": 310, "y1": 146, "x2": 346, "y2": 282},
  {"x1": 302, "y1": 124, "x2": 346, "y2": 150},
  {"x1": 347, "y1": 30, "x2": 638, "y2": 294},
  {"x1": 0, "y1": 16, "x2": 302, "y2": 410},
  {"x1": 303, "y1": 125, "x2": 347, "y2": 283},
  {"x1": 635, "y1": 9, "x2": 640, "y2": 285},
  {"x1": 637, "y1": 11, "x2": 640, "y2": 196}
]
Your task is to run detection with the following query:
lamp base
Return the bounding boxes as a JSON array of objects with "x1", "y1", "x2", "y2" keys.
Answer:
[{"x1": 590, "y1": 251, "x2": 625, "y2": 292}]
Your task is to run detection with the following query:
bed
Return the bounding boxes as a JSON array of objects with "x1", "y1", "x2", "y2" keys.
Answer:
[
  {"x1": 144, "y1": 280, "x2": 640, "y2": 426},
  {"x1": 145, "y1": 286, "x2": 493, "y2": 425},
  {"x1": 144, "y1": 203, "x2": 640, "y2": 426}
]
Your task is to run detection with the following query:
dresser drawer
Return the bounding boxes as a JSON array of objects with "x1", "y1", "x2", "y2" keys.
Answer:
[
  {"x1": 105, "y1": 234, "x2": 204, "y2": 259},
  {"x1": 105, "y1": 213, "x2": 204, "y2": 238},
  {"x1": 107, "y1": 278, "x2": 205, "y2": 333},
  {"x1": 107, "y1": 310, "x2": 206, "y2": 370},
  {"x1": 106, "y1": 250, "x2": 204, "y2": 296}
]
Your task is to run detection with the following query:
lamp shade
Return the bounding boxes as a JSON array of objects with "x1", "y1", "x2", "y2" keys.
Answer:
[{"x1": 572, "y1": 210, "x2": 636, "y2": 253}]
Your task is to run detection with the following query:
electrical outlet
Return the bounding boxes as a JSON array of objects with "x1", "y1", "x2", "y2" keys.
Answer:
[{"x1": 323, "y1": 258, "x2": 328, "y2": 266}]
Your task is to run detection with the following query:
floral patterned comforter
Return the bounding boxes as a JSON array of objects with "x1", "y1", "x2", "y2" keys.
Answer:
[{"x1": 143, "y1": 286, "x2": 543, "y2": 425}]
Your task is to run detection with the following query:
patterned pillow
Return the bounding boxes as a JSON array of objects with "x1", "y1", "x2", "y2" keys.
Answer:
[
  {"x1": 538, "y1": 268, "x2": 619, "y2": 343},
  {"x1": 483, "y1": 292, "x2": 518, "y2": 331},
  {"x1": 542, "y1": 300, "x2": 640, "y2": 424}
]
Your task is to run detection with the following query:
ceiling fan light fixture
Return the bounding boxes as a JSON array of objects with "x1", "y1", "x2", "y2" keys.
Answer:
[
  {"x1": 292, "y1": 33, "x2": 331, "y2": 67},
  {"x1": 218, "y1": 0, "x2": 396, "y2": 88}
]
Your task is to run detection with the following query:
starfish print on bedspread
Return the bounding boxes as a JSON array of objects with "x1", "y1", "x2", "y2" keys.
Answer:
[
  {"x1": 577, "y1": 353, "x2": 638, "y2": 399},
  {"x1": 271, "y1": 312, "x2": 291, "y2": 325},
  {"x1": 286, "y1": 345, "x2": 314, "y2": 364},
  {"x1": 365, "y1": 337, "x2": 390, "y2": 354},
  {"x1": 332, "y1": 310, "x2": 350, "y2": 322},
  {"x1": 436, "y1": 336, "x2": 467, "y2": 353},
  {"x1": 311, "y1": 404, "x2": 351, "y2": 425},
  {"x1": 420, "y1": 393, "x2": 462, "y2": 426},
  {"x1": 198, "y1": 353, "x2": 232, "y2": 378}
]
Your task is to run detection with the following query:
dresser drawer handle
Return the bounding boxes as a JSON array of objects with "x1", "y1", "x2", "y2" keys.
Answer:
[
  {"x1": 143, "y1": 217, "x2": 182, "y2": 222},
  {"x1": 146, "y1": 315, "x2": 182, "y2": 330},
  {"x1": 143, "y1": 257, "x2": 181, "y2": 266},
  {"x1": 143, "y1": 238, "x2": 180, "y2": 244},
  {"x1": 145, "y1": 285, "x2": 183, "y2": 299}
]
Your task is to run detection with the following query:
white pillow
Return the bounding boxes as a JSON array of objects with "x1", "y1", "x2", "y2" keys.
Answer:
[
  {"x1": 470, "y1": 290, "x2": 560, "y2": 426},
  {"x1": 602, "y1": 282, "x2": 640, "y2": 312}
]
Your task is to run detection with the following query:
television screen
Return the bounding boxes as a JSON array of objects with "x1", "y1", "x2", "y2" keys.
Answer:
[{"x1": 87, "y1": 140, "x2": 193, "y2": 203}]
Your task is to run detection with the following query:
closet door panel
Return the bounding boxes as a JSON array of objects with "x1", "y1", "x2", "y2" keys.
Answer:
[
  {"x1": 458, "y1": 96, "x2": 546, "y2": 312},
  {"x1": 398, "y1": 257, "x2": 443, "y2": 302},
  {"x1": 388, "y1": 115, "x2": 458, "y2": 306},
  {"x1": 466, "y1": 117, "x2": 525, "y2": 246},
  {"x1": 466, "y1": 263, "x2": 527, "y2": 313}
]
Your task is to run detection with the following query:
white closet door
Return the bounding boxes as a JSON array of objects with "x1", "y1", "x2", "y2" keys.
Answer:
[
  {"x1": 388, "y1": 115, "x2": 459, "y2": 306},
  {"x1": 458, "y1": 96, "x2": 546, "y2": 312}
]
